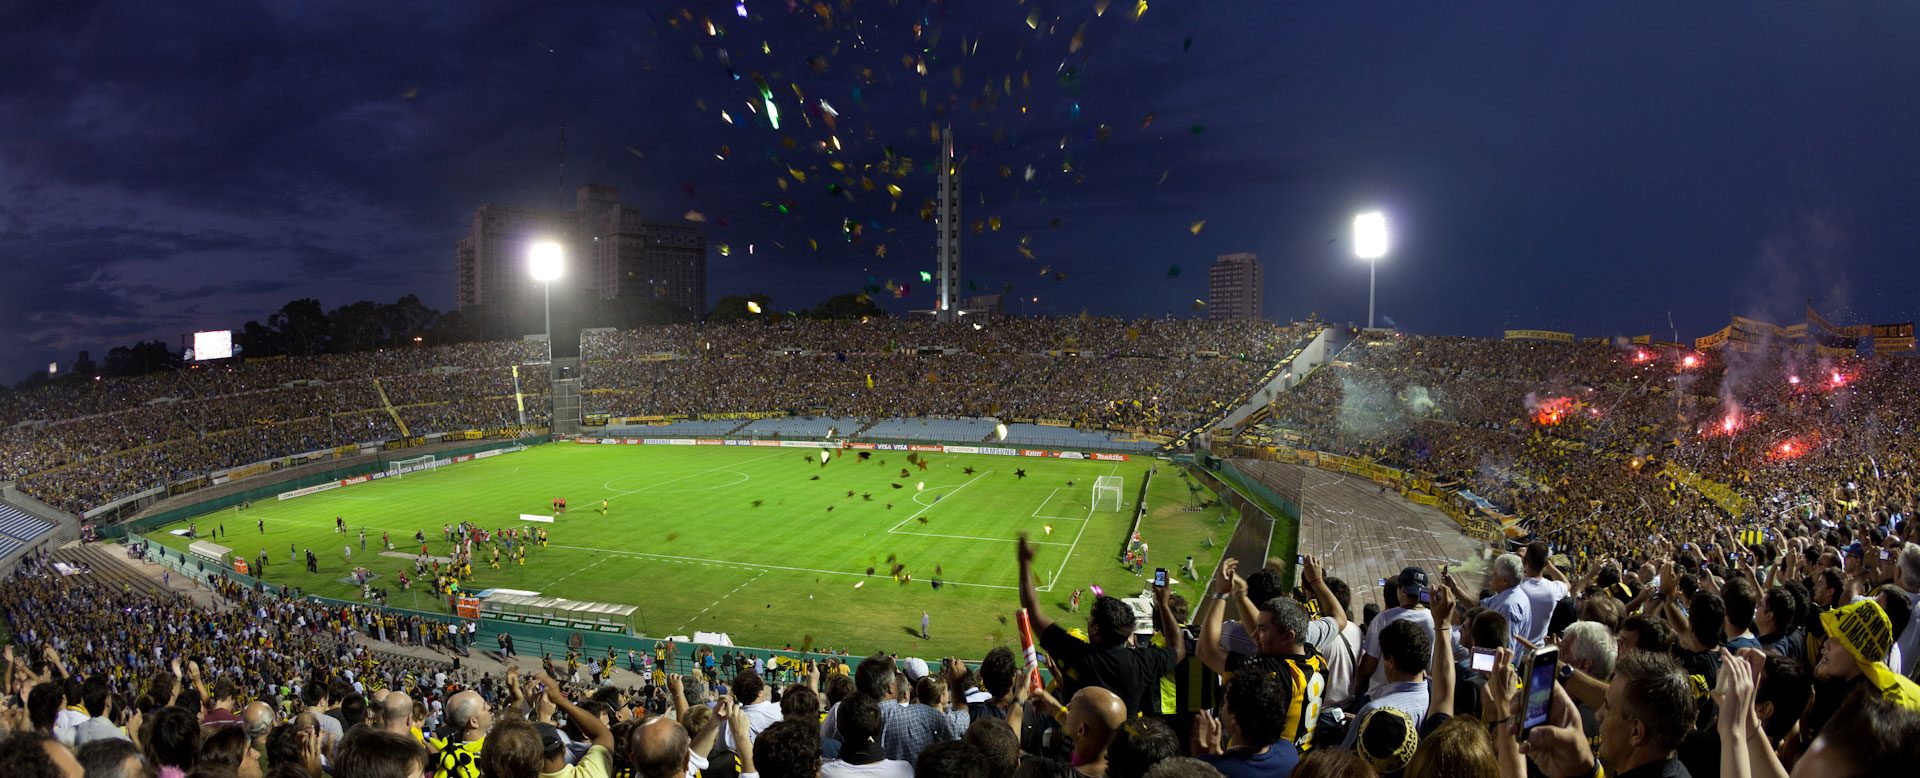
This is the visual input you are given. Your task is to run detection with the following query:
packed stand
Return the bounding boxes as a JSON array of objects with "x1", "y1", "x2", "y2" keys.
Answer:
[
  {"x1": 2, "y1": 341, "x2": 544, "y2": 516},
  {"x1": 581, "y1": 318, "x2": 1306, "y2": 437}
]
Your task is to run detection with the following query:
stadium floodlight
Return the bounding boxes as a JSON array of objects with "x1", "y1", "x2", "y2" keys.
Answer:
[
  {"x1": 1353, "y1": 211, "x2": 1389, "y2": 329},
  {"x1": 529, "y1": 241, "x2": 564, "y2": 281},
  {"x1": 529, "y1": 240, "x2": 564, "y2": 362}
]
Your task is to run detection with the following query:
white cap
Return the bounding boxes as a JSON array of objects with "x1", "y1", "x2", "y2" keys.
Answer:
[{"x1": 902, "y1": 657, "x2": 930, "y2": 682}]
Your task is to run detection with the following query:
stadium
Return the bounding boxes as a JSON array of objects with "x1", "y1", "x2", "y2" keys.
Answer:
[{"x1": 5, "y1": 4, "x2": 1920, "y2": 778}]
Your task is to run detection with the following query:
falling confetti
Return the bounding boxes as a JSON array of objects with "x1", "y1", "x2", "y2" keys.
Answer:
[
  {"x1": 1044, "y1": 525, "x2": 1054, "y2": 535},
  {"x1": 718, "y1": 244, "x2": 731, "y2": 256},
  {"x1": 746, "y1": 300, "x2": 763, "y2": 314},
  {"x1": 683, "y1": 210, "x2": 706, "y2": 222},
  {"x1": 916, "y1": 481, "x2": 925, "y2": 491},
  {"x1": 995, "y1": 422, "x2": 1008, "y2": 441},
  {"x1": 854, "y1": 581, "x2": 864, "y2": 589},
  {"x1": 1189, "y1": 220, "x2": 1206, "y2": 235}
]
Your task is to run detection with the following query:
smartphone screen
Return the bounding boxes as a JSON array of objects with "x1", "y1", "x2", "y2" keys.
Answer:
[
  {"x1": 1470, "y1": 647, "x2": 1497, "y2": 673},
  {"x1": 1522, "y1": 647, "x2": 1559, "y2": 735},
  {"x1": 1882, "y1": 549, "x2": 1894, "y2": 561},
  {"x1": 1296, "y1": 554, "x2": 1306, "y2": 565},
  {"x1": 1418, "y1": 590, "x2": 1432, "y2": 604},
  {"x1": 1153, "y1": 568, "x2": 1168, "y2": 588}
]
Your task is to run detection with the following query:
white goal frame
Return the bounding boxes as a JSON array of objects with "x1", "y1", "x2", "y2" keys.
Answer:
[
  {"x1": 1092, "y1": 476, "x2": 1124, "y2": 513},
  {"x1": 387, "y1": 454, "x2": 439, "y2": 479}
]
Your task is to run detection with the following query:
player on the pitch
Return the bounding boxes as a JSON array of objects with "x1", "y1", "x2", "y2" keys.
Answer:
[{"x1": 599, "y1": 499, "x2": 609, "y2": 517}]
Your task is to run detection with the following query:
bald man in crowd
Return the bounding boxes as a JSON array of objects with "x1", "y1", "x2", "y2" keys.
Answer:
[
  {"x1": 630, "y1": 702, "x2": 728, "y2": 778},
  {"x1": 430, "y1": 690, "x2": 492, "y2": 778},
  {"x1": 243, "y1": 700, "x2": 276, "y2": 758},
  {"x1": 1014, "y1": 686, "x2": 1129, "y2": 778},
  {"x1": 381, "y1": 692, "x2": 416, "y2": 739}
]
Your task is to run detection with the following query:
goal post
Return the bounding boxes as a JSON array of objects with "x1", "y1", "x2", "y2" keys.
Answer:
[
  {"x1": 387, "y1": 454, "x2": 439, "y2": 479},
  {"x1": 1092, "y1": 475, "x2": 1124, "y2": 512}
]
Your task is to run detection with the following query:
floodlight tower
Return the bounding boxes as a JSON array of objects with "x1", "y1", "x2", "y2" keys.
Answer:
[
  {"x1": 529, "y1": 240, "x2": 564, "y2": 362},
  {"x1": 935, "y1": 126, "x2": 961, "y2": 322},
  {"x1": 1353, "y1": 211, "x2": 1389, "y2": 329}
]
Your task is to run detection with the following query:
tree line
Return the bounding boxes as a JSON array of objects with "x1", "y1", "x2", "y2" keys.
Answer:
[{"x1": 13, "y1": 291, "x2": 888, "y2": 391}]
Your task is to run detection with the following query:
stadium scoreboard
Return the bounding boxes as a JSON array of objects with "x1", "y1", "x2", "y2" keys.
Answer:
[{"x1": 185, "y1": 329, "x2": 234, "y2": 361}]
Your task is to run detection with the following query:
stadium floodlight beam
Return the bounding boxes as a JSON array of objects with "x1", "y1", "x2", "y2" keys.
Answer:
[
  {"x1": 529, "y1": 241, "x2": 564, "y2": 362},
  {"x1": 1353, "y1": 211, "x2": 1389, "y2": 329}
]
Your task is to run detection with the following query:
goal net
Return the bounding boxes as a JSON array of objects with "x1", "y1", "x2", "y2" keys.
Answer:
[
  {"x1": 387, "y1": 454, "x2": 439, "y2": 479},
  {"x1": 1092, "y1": 475, "x2": 1124, "y2": 512}
]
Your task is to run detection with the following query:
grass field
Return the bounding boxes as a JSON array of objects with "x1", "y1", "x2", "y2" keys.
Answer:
[{"x1": 141, "y1": 443, "x2": 1230, "y2": 656}]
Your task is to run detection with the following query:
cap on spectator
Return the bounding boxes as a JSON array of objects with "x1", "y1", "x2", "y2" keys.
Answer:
[
  {"x1": 534, "y1": 723, "x2": 565, "y2": 756},
  {"x1": 1820, "y1": 599, "x2": 1892, "y2": 669},
  {"x1": 1396, "y1": 567, "x2": 1430, "y2": 600},
  {"x1": 902, "y1": 658, "x2": 930, "y2": 682},
  {"x1": 1355, "y1": 707, "x2": 1417, "y2": 773}
]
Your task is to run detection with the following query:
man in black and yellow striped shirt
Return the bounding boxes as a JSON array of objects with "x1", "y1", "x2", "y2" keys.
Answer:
[{"x1": 1197, "y1": 558, "x2": 1331, "y2": 752}]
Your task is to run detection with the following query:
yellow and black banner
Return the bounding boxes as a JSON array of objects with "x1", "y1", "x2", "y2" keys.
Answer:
[{"x1": 1503, "y1": 330, "x2": 1575, "y2": 343}]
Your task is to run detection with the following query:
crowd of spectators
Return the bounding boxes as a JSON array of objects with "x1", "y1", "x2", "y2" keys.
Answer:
[
  {"x1": 5, "y1": 319, "x2": 1303, "y2": 518},
  {"x1": 3, "y1": 341, "x2": 547, "y2": 516},
  {"x1": 581, "y1": 318, "x2": 1305, "y2": 435},
  {"x1": 7, "y1": 507, "x2": 1920, "y2": 778},
  {"x1": 1250, "y1": 336, "x2": 1920, "y2": 559}
]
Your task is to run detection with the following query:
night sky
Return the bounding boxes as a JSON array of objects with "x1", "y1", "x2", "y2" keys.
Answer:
[{"x1": 5, "y1": 1, "x2": 1919, "y2": 382}]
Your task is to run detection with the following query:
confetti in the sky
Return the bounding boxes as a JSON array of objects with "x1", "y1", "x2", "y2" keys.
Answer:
[
  {"x1": 1190, "y1": 220, "x2": 1206, "y2": 235},
  {"x1": 995, "y1": 422, "x2": 1008, "y2": 441},
  {"x1": 746, "y1": 300, "x2": 762, "y2": 314}
]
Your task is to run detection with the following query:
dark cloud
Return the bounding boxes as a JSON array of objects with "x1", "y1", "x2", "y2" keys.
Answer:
[{"x1": 4, "y1": 1, "x2": 1920, "y2": 381}]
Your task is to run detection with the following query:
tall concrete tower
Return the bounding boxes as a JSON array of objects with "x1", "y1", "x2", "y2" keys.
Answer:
[{"x1": 934, "y1": 127, "x2": 961, "y2": 322}]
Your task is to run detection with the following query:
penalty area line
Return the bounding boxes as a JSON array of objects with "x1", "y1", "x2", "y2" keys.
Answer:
[{"x1": 541, "y1": 541, "x2": 1017, "y2": 591}]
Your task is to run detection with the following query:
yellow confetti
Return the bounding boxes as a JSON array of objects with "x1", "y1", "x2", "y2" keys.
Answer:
[
  {"x1": 995, "y1": 422, "x2": 1008, "y2": 441},
  {"x1": 875, "y1": 244, "x2": 888, "y2": 258},
  {"x1": 886, "y1": 184, "x2": 902, "y2": 198},
  {"x1": 988, "y1": 216, "x2": 1003, "y2": 231},
  {"x1": 1026, "y1": 8, "x2": 1041, "y2": 29},
  {"x1": 746, "y1": 300, "x2": 762, "y2": 314},
  {"x1": 1190, "y1": 220, "x2": 1206, "y2": 235},
  {"x1": 788, "y1": 166, "x2": 807, "y2": 182},
  {"x1": 1044, "y1": 525, "x2": 1054, "y2": 535},
  {"x1": 718, "y1": 244, "x2": 731, "y2": 257},
  {"x1": 1133, "y1": 0, "x2": 1149, "y2": 19}
]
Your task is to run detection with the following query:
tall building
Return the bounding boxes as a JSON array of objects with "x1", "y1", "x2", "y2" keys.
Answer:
[
  {"x1": 454, "y1": 203, "x2": 584, "y2": 310},
  {"x1": 456, "y1": 185, "x2": 706, "y2": 319},
  {"x1": 583, "y1": 192, "x2": 707, "y2": 319},
  {"x1": 1208, "y1": 253, "x2": 1263, "y2": 321},
  {"x1": 933, "y1": 127, "x2": 961, "y2": 322}
]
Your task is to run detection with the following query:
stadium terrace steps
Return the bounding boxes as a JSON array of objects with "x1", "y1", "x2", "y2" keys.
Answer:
[
  {"x1": 52, "y1": 544, "x2": 171, "y2": 598},
  {"x1": 735, "y1": 416, "x2": 866, "y2": 438},
  {"x1": 856, "y1": 417, "x2": 999, "y2": 442},
  {"x1": 0, "y1": 504, "x2": 53, "y2": 547}
]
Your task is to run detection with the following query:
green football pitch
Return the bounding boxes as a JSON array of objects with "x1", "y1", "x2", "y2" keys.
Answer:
[{"x1": 140, "y1": 443, "x2": 1231, "y2": 656}]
